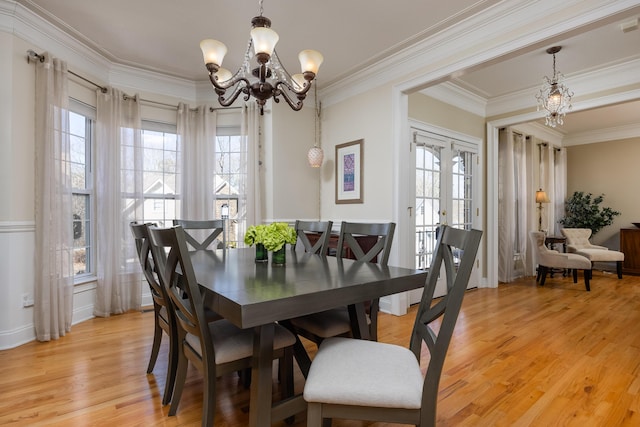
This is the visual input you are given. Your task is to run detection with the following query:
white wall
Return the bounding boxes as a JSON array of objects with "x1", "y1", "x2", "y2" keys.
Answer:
[{"x1": 320, "y1": 85, "x2": 395, "y2": 223}]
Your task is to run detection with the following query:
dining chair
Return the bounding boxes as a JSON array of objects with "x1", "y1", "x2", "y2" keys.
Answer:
[
  {"x1": 294, "y1": 220, "x2": 333, "y2": 255},
  {"x1": 303, "y1": 225, "x2": 483, "y2": 427},
  {"x1": 130, "y1": 222, "x2": 178, "y2": 406},
  {"x1": 173, "y1": 219, "x2": 225, "y2": 250},
  {"x1": 287, "y1": 221, "x2": 396, "y2": 348},
  {"x1": 147, "y1": 225, "x2": 296, "y2": 426}
]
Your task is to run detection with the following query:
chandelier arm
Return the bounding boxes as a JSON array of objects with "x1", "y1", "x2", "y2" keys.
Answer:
[
  {"x1": 274, "y1": 78, "x2": 313, "y2": 97},
  {"x1": 216, "y1": 82, "x2": 251, "y2": 107},
  {"x1": 272, "y1": 85, "x2": 304, "y2": 111},
  {"x1": 208, "y1": 71, "x2": 251, "y2": 92}
]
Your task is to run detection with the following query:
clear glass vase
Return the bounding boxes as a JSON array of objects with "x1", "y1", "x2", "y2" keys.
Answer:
[
  {"x1": 255, "y1": 243, "x2": 268, "y2": 263},
  {"x1": 272, "y1": 246, "x2": 286, "y2": 266}
]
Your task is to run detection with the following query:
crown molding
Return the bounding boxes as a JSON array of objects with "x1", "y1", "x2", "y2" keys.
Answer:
[
  {"x1": 563, "y1": 123, "x2": 640, "y2": 146},
  {"x1": 484, "y1": 57, "x2": 640, "y2": 116},
  {"x1": 108, "y1": 63, "x2": 197, "y2": 101},
  {"x1": 3, "y1": 0, "x2": 200, "y2": 102},
  {"x1": 510, "y1": 122, "x2": 564, "y2": 146},
  {"x1": 321, "y1": 0, "x2": 640, "y2": 108},
  {"x1": 419, "y1": 82, "x2": 487, "y2": 117}
]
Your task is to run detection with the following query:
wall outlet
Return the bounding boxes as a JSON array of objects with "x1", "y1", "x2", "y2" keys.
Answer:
[{"x1": 22, "y1": 293, "x2": 34, "y2": 308}]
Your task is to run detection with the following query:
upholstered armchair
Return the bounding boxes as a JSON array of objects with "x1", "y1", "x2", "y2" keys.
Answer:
[
  {"x1": 560, "y1": 228, "x2": 624, "y2": 279},
  {"x1": 529, "y1": 231, "x2": 592, "y2": 291}
]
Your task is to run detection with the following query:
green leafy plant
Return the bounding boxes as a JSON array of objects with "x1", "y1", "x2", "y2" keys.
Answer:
[
  {"x1": 559, "y1": 191, "x2": 620, "y2": 236},
  {"x1": 244, "y1": 223, "x2": 297, "y2": 252}
]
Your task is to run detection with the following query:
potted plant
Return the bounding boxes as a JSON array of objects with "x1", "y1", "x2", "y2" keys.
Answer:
[
  {"x1": 244, "y1": 223, "x2": 297, "y2": 265},
  {"x1": 559, "y1": 191, "x2": 620, "y2": 236},
  {"x1": 245, "y1": 224, "x2": 269, "y2": 262}
]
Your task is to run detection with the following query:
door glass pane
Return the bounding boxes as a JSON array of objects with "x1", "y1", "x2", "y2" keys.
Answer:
[{"x1": 415, "y1": 144, "x2": 442, "y2": 270}]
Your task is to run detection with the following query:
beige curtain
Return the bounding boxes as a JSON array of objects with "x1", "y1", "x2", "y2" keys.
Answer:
[
  {"x1": 177, "y1": 103, "x2": 217, "y2": 220},
  {"x1": 239, "y1": 103, "x2": 262, "y2": 243},
  {"x1": 94, "y1": 88, "x2": 143, "y2": 316},
  {"x1": 34, "y1": 53, "x2": 74, "y2": 341}
]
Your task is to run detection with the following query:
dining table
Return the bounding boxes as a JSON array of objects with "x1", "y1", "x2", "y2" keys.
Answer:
[{"x1": 189, "y1": 247, "x2": 428, "y2": 427}]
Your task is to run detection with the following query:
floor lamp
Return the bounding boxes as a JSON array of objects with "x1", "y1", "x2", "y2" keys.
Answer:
[{"x1": 536, "y1": 189, "x2": 550, "y2": 232}]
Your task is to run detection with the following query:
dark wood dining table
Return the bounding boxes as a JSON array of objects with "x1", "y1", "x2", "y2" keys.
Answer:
[{"x1": 189, "y1": 247, "x2": 428, "y2": 427}]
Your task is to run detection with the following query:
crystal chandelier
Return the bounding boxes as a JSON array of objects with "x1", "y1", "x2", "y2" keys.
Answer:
[
  {"x1": 536, "y1": 46, "x2": 573, "y2": 128},
  {"x1": 199, "y1": 0, "x2": 323, "y2": 115}
]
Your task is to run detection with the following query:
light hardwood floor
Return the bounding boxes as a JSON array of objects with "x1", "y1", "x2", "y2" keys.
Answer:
[{"x1": 2, "y1": 270, "x2": 640, "y2": 426}]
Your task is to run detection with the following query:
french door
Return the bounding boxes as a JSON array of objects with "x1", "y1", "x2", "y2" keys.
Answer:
[{"x1": 410, "y1": 126, "x2": 480, "y2": 300}]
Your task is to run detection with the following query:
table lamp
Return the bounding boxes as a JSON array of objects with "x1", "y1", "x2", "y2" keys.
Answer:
[{"x1": 536, "y1": 189, "x2": 550, "y2": 232}]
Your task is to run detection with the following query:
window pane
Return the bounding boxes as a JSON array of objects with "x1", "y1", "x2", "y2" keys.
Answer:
[{"x1": 73, "y1": 248, "x2": 87, "y2": 275}]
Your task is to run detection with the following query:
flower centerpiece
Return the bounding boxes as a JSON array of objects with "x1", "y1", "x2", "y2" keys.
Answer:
[{"x1": 244, "y1": 223, "x2": 297, "y2": 265}]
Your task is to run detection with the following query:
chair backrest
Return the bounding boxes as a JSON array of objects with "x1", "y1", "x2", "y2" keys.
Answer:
[
  {"x1": 294, "y1": 220, "x2": 333, "y2": 255},
  {"x1": 148, "y1": 226, "x2": 213, "y2": 356},
  {"x1": 130, "y1": 222, "x2": 166, "y2": 306},
  {"x1": 409, "y1": 225, "x2": 482, "y2": 425},
  {"x1": 335, "y1": 221, "x2": 395, "y2": 265},
  {"x1": 173, "y1": 219, "x2": 225, "y2": 250},
  {"x1": 561, "y1": 228, "x2": 593, "y2": 248}
]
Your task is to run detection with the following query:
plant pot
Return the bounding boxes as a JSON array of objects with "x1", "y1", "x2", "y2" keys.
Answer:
[
  {"x1": 272, "y1": 246, "x2": 286, "y2": 266},
  {"x1": 255, "y1": 243, "x2": 268, "y2": 263}
]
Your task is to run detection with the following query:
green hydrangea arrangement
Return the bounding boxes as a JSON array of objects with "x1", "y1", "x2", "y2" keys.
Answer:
[{"x1": 244, "y1": 223, "x2": 297, "y2": 252}]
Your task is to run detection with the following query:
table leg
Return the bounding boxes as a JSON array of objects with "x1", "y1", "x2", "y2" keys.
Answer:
[
  {"x1": 347, "y1": 303, "x2": 370, "y2": 340},
  {"x1": 249, "y1": 323, "x2": 275, "y2": 427}
]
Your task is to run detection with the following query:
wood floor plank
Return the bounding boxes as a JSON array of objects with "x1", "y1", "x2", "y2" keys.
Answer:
[{"x1": 1, "y1": 270, "x2": 639, "y2": 425}]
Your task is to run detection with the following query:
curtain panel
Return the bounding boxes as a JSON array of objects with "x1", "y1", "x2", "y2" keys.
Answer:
[
  {"x1": 498, "y1": 128, "x2": 567, "y2": 282},
  {"x1": 238, "y1": 103, "x2": 261, "y2": 244},
  {"x1": 94, "y1": 88, "x2": 143, "y2": 316},
  {"x1": 34, "y1": 53, "x2": 74, "y2": 341},
  {"x1": 177, "y1": 104, "x2": 217, "y2": 220}
]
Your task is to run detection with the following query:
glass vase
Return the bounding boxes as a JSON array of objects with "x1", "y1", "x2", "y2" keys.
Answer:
[
  {"x1": 255, "y1": 243, "x2": 268, "y2": 263},
  {"x1": 272, "y1": 246, "x2": 286, "y2": 266}
]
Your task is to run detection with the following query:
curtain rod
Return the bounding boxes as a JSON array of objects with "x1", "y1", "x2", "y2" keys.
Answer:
[{"x1": 26, "y1": 49, "x2": 242, "y2": 113}]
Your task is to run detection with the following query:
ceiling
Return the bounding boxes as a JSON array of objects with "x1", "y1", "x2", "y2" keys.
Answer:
[{"x1": 19, "y1": 0, "x2": 640, "y2": 140}]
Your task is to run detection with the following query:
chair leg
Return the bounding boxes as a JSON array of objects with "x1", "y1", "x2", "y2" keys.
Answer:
[
  {"x1": 202, "y1": 366, "x2": 216, "y2": 427},
  {"x1": 307, "y1": 402, "x2": 324, "y2": 427},
  {"x1": 584, "y1": 269, "x2": 591, "y2": 292},
  {"x1": 279, "y1": 347, "x2": 294, "y2": 399},
  {"x1": 162, "y1": 327, "x2": 179, "y2": 405},
  {"x1": 539, "y1": 266, "x2": 548, "y2": 286},
  {"x1": 617, "y1": 261, "x2": 623, "y2": 279},
  {"x1": 147, "y1": 311, "x2": 163, "y2": 373},
  {"x1": 572, "y1": 268, "x2": 578, "y2": 283},
  {"x1": 168, "y1": 346, "x2": 189, "y2": 416}
]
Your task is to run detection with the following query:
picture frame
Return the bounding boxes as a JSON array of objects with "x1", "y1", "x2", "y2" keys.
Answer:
[{"x1": 335, "y1": 139, "x2": 363, "y2": 204}]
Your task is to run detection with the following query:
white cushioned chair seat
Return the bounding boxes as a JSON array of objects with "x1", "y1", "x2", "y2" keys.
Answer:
[
  {"x1": 304, "y1": 337, "x2": 423, "y2": 409},
  {"x1": 185, "y1": 319, "x2": 296, "y2": 364},
  {"x1": 290, "y1": 307, "x2": 370, "y2": 339},
  {"x1": 574, "y1": 248, "x2": 624, "y2": 262}
]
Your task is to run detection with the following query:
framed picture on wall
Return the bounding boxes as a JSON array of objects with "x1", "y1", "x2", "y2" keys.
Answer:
[{"x1": 335, "y1": 139, "x2": 363, "y2": 204}]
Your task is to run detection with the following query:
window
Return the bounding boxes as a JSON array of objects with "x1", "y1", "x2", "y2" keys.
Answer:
[
  {"x1": 215, "y1": 128, "x2": 243, "y2": 248},
  {"x1": 69, "y1": 109, "x2": 95, "y2": 279},
  {"x1": 140, "y1": 123, "x2": 180, "y2": 225}
]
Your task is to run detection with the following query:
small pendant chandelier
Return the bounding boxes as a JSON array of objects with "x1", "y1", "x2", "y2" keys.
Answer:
[
  {"x1": 535, "y1": 46, "x2": 573, "y2": 128},
  {"x1": 199, "y1": 0, "x2": 323, "y2": 115}
]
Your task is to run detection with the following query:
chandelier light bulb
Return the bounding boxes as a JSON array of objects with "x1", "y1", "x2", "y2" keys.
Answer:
[
  {"x1": 200, "y1": 39, "x2": 227, "y2": 67},
  {"x1": 250, "y1": 27, "x2": 279, "y2": 57},
  {"x1": 299, "y1": 50, "x2": 324, "y2": 75}
]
